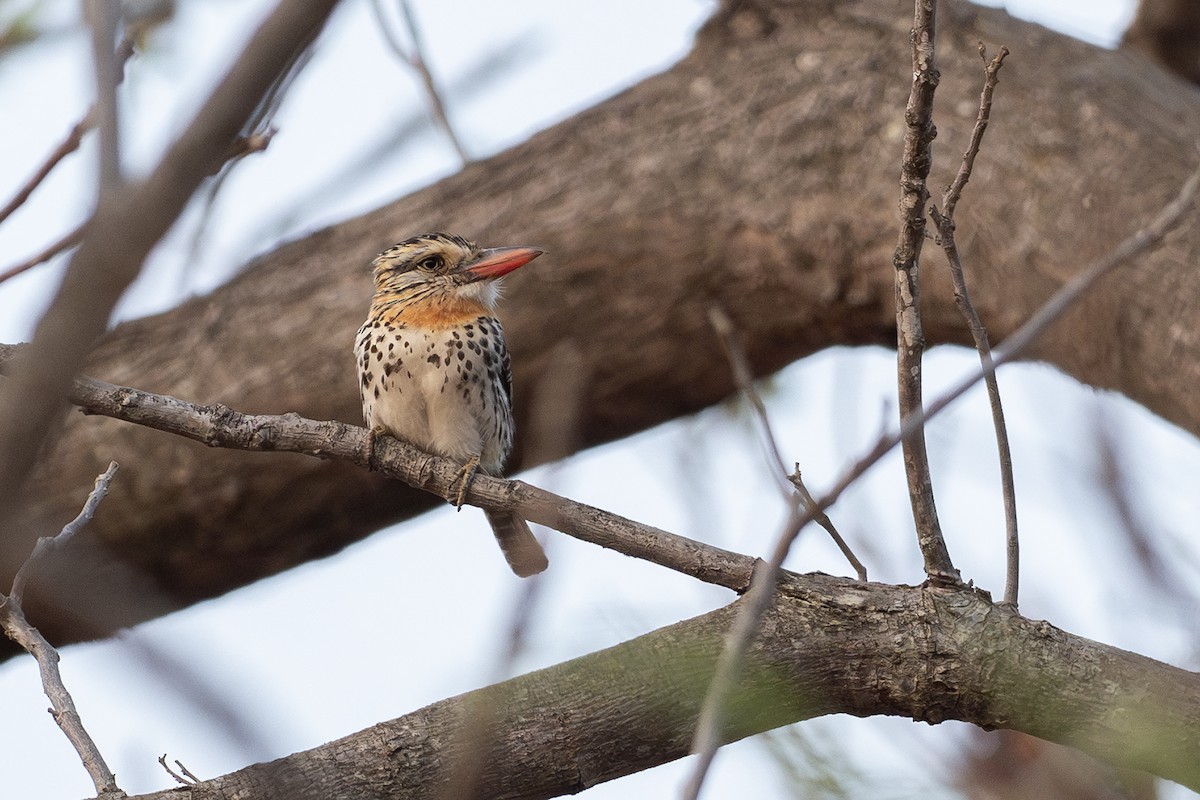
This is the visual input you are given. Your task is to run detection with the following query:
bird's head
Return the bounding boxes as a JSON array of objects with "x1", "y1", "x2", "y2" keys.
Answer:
[{"x1": 370, "y1": 232, "x2": 543, "y2": 308}]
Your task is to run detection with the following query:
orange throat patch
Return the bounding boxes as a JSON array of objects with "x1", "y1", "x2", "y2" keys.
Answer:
[{"x1": 371, "y1": 292, "x2": 491, "y2": 329}]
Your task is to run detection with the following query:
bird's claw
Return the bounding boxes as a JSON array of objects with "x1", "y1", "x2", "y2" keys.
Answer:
[
  {"x1": 451, "y1": 456, "x2": 481, "y2": 511},
  {"x1": 364, "y1": 428, "x2": 380, "y2": 471}
]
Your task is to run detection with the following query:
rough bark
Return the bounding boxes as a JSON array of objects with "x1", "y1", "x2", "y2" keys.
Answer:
[
  {"x1": 7, "y1": 0, "x2": 1200, "y2": 646},
  {"x1": 121, "y1": 574, "x2": 1200, "y2": 799}
]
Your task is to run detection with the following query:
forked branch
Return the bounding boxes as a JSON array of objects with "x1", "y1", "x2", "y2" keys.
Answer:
[{"x1": 0, "y1": 463, "x2": 123, "y2": 798}]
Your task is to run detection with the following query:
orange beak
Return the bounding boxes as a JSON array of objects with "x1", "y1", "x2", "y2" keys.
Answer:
[{"x1": 461, "y1": 246, "x2": 544, "y2": 281}]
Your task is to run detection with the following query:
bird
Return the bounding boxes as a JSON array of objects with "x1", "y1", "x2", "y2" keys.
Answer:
[{"x1": 354, "y1": 231, "x2": 549, "y2": 577}]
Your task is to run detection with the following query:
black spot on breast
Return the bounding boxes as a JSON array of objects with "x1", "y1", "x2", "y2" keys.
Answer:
[{"x1": 428, "y1": 354, "x2": 441, "y2": 366}]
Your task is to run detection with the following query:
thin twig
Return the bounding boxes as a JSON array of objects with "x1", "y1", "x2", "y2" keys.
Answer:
[
  {"x1": 10, "y1": 461, "x2": 119, "y2": 603},
  {"x1": 0, "y1": 151, "x2": 1194, "y2": 600},
  {"x1": 158, "y1": 754, "x2": 199, "y2": 786},
  {"x1": 369, "y1": 0, "x2": 470, "y2": 163},
  {"x1": 943, "y1": 45, "x2": 1009, "y2": 218},
  {"x1": 680, "y1": 159, "x2": 1200, "y2": 799},
  {"x1": 707, "y1": 305, "x2": 866, "y2": 581},
  {"x1": 0, "y1": 221, "x2": 87, "y2": 284},
  {"x1": 892, "y1": 0, "x2": 959, "y2": 585},
  {"x1": 930, "y1": 45, "x2": 1018, "y2": 605},
  {"x1": 0, "y1": 462, "x2": 122, "y2": 798},
  {"x1": 0, "y1": 114, "x2": 93, "y2": 229},
  {"x1": 786, "y1": 465, "x2": 866, "y2": 582}
]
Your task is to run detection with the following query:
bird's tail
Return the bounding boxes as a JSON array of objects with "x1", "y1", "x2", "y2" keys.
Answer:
[{"x1": 483, "y1": 509, "x2": 548, "y2": 577}]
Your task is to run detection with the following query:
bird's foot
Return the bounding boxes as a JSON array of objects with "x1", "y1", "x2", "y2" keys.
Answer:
[
  {"x1": 451, "y1": 455, "x2": 481, "y2": 511},
  {"x1": 364, "y1": 427, "x2": 385, "y2": 471}
]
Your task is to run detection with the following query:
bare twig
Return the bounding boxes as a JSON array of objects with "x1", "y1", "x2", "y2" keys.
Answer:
[
  {"x1": 929, "y1": 45, "x2": 1018, "y2": 605},
  {"x1": 10, "y1": 461, "x2": 119, "y2": 603},
  {"x1": 1, "y1": 145, "x2": 1193, "y2": 598},
  {"x1": 158, "y1": 754, "x2": 200, "y2": 786},
  {"x1": 707, "y1": 305, "x2": 866, "y2": 581},
  {"x1": 942, "y1": 44, "x2": 1009, "y2": 219},
  {"x1": 0, "y1": 115, "x2": 93, "y2": 229},
  {"x1": 0, "y1": 462, "x2": 122, "y2": 798},
  {"x1": 0, "y1": 361, "x2": 756, "y2": 593},
  {"x1": 0, "y1": 222, "x2": 87, "y2": 284},
  {"x1": 786, "y1": 465, "x2": 866, "y2": 582},
  {"x1": 681, "y1": 510, "x2": 803, "y2": 800},
  {"x1": 370, "y1": 0, "x2": 470, "y2": 163},
  {"x1": 892, "y1": 0, "x2": 959, "y2": 585}
]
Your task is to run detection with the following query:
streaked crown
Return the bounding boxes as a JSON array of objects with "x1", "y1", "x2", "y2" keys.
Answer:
[
  {"x1": 368, "y1": 232, "x2": 543, "y2": 311},
  {"x1": 371, "y1": 231, "x2": 479, "y2": 286}
]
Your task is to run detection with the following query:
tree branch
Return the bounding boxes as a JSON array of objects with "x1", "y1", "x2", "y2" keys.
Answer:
[
  {"x1": 118, "y1": 575, "x2": 1200, "y2": 799},
  {"x1": 0, "y1": 463, "x2": 122, "y2": 798},
  {"x1": 893, "y1": 0, "x2": 958, "y2": 585},
  {"x1": 25, "y1": 365, "x2": 755, "y2": 593}
]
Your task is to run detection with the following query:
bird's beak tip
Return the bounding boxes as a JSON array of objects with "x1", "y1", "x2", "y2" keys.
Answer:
[{"x1": 464, "y1": 246, "x2": 545, "y2": 280}]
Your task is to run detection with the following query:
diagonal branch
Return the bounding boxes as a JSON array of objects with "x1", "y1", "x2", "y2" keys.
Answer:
[
  {"x1": 369, "y1": 0, "x2": 470, "y2": 163},
  {"x1": 707, "y1": 304, "x2": 865, "y2": 580},
  {"x1": 0, "y1": 463, "x2": 122, "y2": 798},
  {"x1": 0, "y1": 222, "x2": 87, "y2": 284},
  {"x1": 23, "y1": 365, "x2": 754, "y2": 593}
]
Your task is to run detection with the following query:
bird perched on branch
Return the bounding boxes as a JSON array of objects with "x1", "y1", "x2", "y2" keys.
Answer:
[{"x1": 355, "y1": 232, "x2": 548, "y2": 577}]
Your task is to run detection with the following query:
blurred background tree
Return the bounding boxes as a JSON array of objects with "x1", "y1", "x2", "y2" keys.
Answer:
[{"x1": 0, "y1": 0, "x2": 1197, "y2": 797}]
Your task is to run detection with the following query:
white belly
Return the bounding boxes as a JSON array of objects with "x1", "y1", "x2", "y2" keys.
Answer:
[{"x1": 355, "y1": 316, "x2": 512, "y2": 473}]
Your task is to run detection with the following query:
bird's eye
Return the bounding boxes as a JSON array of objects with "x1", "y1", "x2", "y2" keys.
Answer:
[{"x1": 417, "y1": 255, "x2": 444, "y2": 271}]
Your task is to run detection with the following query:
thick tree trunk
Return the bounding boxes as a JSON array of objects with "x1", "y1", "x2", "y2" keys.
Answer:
[
  {"x1": 122, "y1": 574, "x2": 1200, "y2": 799},
  {"x1": 7, "y1": 0, "x2": 1200, "y2": 646}
]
